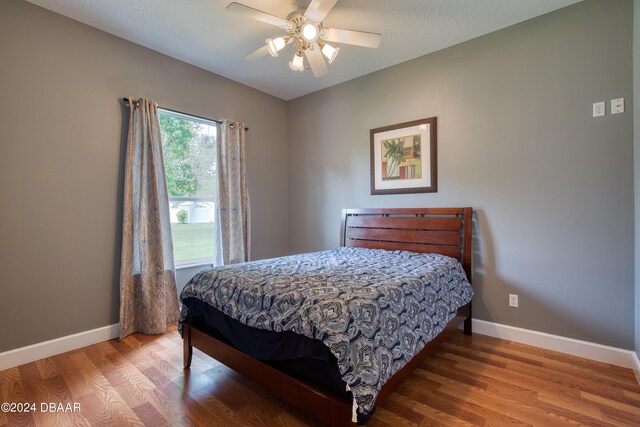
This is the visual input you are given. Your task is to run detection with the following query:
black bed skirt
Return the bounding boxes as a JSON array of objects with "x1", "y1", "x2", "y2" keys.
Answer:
[{"x1": 181, "y1": 297, "x2": 349, "y2": 398}]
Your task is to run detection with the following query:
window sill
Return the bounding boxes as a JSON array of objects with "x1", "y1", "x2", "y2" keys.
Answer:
[{"x1": 175, "y1": 261, "x2": 214, "y2": 271}]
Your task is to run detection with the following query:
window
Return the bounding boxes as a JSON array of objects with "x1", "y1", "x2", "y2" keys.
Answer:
[{"x1": 159, "y1": 109, "x2": 219, "y2": 267}]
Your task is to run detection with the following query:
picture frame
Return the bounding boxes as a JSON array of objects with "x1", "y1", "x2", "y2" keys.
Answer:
[{"x1": 370, "y1": 117, "x2": 437, "y2": 195}]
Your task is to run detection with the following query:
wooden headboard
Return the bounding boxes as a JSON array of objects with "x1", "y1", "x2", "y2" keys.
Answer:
[{"x1": 340, "y1": 208, "x2": 473, "y2": 281}]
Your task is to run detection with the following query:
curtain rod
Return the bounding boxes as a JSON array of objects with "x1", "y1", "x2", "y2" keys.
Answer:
[{"x1": 122, "y1": 98, "x2": 249, "y2": 132}]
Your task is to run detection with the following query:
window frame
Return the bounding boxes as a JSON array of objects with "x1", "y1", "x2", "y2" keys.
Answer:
[{"x1": 158, "y1": 108, "x2": 220, "y2": 269}]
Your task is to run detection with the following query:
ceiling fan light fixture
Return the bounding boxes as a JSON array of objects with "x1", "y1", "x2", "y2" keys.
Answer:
[
  {"x1": 228, "y1": 0, "x2": 382, "y2": 78},
  {"x1": 266, "y1": 36, "x2": 287, "y2": 56},
  {"x1": 321, "y1": 43, "x2": 339, "y2": 63},
  {"x1": 289, "y1": 51, "x2": 305, "y2": 71},
  {"x1": 301, "y1": 22, "x2": 319, "y2": 42}
]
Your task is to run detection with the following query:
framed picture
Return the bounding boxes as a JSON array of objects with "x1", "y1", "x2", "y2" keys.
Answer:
[{"x1": 370, "y1": 117, "x2": 437, "y2": 195}]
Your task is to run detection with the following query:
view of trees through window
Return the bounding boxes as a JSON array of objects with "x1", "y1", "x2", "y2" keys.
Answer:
[{"x1": 159, "y1": 110, "x2": 218, "y2": 265}]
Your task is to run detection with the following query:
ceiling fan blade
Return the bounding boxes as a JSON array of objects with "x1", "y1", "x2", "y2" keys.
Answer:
[
  {"x1": 305, "y1": 44, "x2": 328, "y2": 77},
  {"x1": 244, "y1": 45, "x2": 270, "y2": 61},
  {"x1": 320, "y1": 28, "x2": 382, "y2": 48},
  {"x1": 226, "y1": 2, "x2": 288, "y2": 28},
  {"x1": 304, "y1": 0, "x2": 338, "y2": 23}
]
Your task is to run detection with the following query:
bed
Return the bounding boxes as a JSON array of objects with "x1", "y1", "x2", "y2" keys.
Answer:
[{"x1": 180, "y1": 207, "x2": 473, "y2": 426}]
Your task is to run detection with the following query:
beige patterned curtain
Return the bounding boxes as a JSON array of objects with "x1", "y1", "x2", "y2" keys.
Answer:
[
  {"x1": 217, "y1": 120, "x2": 250, "y2": 264},
  {"x1": 119, "y1": 97, "x2": 179, "y2": 339}
]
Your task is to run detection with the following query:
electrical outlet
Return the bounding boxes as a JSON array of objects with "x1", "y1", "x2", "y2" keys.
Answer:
[
  {"x1": 593, "y1": 101, "x2": 605, "y2": 117},
  {"x1": 509, "y1": 294, "x2": 519, "y2": 308},
  {"x1": 611, "y1": 98, "x2": 624, "y2": 114}
]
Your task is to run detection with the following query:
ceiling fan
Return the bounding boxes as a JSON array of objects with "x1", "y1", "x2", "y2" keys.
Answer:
[{"x1": 226, "y1": 0, "x2": 382, "y2": 77}]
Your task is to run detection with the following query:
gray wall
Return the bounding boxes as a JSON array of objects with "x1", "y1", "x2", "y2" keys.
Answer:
[
  {"x1": 288, "y1": 0, "x2": 635, "y2": 349},
  {"x1": 0, "y1": 0, "x2": 636, "y2": 355},
  {"x1": 635, "y1": 0, "x2": 640, "y2": 359},
  {"x1": 0, "y1": 0, "x2": 289, "y2": 352}
]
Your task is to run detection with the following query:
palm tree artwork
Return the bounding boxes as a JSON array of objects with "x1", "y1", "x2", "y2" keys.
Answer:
[
  {"x1": 383, "y1": 138, "x2": 411, "y2": 179},
  {"x1": 371, "y1": 118, "x2": 434, "y2": 194}
]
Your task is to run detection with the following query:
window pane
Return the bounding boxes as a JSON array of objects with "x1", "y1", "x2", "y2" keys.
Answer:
[
  {"x1": 159, "y1": 110, "x2": 218, "y2": 265},
  {"x1": 170, "y1": 220, "x2": 215, "y2": 262}
]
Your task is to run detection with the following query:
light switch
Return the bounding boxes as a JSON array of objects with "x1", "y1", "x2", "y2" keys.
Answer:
[
  {"x1": 611, "y1": 98, "x2": 624, "y2": 114},
  {"x1": 593, "y1": 101, "x2": 605, "y2": 117}
]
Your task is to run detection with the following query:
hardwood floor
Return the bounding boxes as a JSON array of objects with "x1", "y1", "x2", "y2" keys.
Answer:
[{"x1": 1, "y1": 325, "x2": 639, "y2": 426}]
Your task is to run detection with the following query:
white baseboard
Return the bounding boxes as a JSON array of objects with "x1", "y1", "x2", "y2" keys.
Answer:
[
  {"x1": 470, "y1": 319, "x2": 638, "y2": 371},
  {"x1": 0, "y1": 324, "x2": 119, "y2": 372},
  {"x1": 2, "y1": 319, "x2": 639, "y2": 386},
  {"x1": 633, "y1": 351, "x2": 640, "y2": 384}
]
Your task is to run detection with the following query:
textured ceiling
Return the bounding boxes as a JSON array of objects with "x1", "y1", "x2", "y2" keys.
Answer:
[{"x1": 25, "y1": 0, "x2": 582, "y2": 100}]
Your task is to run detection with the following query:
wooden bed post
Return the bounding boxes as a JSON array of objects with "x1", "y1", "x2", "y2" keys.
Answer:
[
  {"x1": 183, "y1": 323, "x2": 193, "y2": 369},
  {"x1": 464, "y1": 302, "x2": 473, "y2": 336},
  {"x1": 462, "y1": 207, "x2": 473, "y2": 336}
]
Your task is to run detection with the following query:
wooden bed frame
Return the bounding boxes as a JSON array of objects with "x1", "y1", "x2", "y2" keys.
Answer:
[{"x1": 183, "y1": 207, "x2": 473, "y2": 426}]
